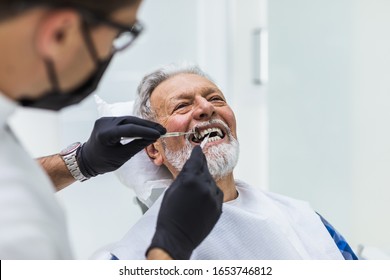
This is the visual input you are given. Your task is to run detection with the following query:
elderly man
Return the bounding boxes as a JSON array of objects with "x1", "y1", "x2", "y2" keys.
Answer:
[{"x1": 98, "y1": 64, "x2": 357, "y2": 260}]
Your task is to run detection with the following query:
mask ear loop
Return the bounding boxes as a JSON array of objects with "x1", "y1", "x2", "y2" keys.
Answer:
[
  {"x1": 44, "y1": 58, "x2": 60, "y2": 92},
  {"x1": 42, "y1": 15, "x2": 100, "y2": 94},
  {"x1": 79, "y1": 17, "x2": 100, "y2": 64}
]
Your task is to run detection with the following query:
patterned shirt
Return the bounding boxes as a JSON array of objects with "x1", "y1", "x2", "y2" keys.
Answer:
[{"x1": 318, "y1": 214, "x2": 358, "y2": 260}]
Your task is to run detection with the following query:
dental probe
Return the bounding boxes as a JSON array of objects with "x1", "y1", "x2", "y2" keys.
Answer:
[
  {"x1": 200, "y1": 134, "x2": 210, "y2": 149},
  {"x1": 160, "y1": 131, "x2": 195, "y2": 138},
  {"x1": 120, "y1": 131, "x2": 195, "y2": 145}
]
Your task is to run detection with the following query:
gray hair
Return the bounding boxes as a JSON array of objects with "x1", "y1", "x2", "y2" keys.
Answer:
[{"x1": 133, "y1": 64, "x2": 214, "y2": 121}]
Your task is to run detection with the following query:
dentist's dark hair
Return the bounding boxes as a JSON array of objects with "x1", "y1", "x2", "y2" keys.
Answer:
[{"x1": 0, "y1": 0, "x2": 140, "y2": 20}]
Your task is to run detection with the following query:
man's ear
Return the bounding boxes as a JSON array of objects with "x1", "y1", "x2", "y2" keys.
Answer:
[
  {"x1": 145, "y1": 142, "x2": 164, "y2": 166},
  {"x1": 35, "y1": 10, "x2": 81, "y2": 61}
]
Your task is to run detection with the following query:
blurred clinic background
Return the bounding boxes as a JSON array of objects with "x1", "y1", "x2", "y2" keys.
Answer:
[{"x1": 8, "y1": 0, "x2": 390, "y2": 259}]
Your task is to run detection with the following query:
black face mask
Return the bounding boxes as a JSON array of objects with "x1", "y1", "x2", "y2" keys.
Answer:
[
  {"x1": 18, "y1": 18, "x2": 113, "y2": 111},
  {"x1": 19, "y1": 55, "x2": 113, "y2": 111}
]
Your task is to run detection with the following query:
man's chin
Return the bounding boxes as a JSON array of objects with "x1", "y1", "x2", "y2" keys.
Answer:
[
  {"x1": 164, "y1": 136, "x2": 239, "y2": 181},
  {"x1": 204, "y1": 140, "x2": 239, "y2": 181}
]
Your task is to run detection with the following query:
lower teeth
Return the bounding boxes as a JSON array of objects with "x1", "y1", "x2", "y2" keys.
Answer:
[{"x1": 208, "y1": 136, "x2": 221, "y2": 142}]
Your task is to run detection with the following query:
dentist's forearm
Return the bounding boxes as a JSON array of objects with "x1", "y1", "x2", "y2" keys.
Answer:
[
  {"x1": 37, "y1": 154, "x2": 76, "y2": 191},
  {"x1": 146, "y1": 248, "x2": 173, "y2": 260}
]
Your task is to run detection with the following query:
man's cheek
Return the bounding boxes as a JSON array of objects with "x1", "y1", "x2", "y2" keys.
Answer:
[{"x1": 167, "y1": 117, "x2": 190, "y2": 132}]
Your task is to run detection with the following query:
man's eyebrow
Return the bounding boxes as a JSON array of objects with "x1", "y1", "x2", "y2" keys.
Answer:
[
  {"x1": 168, "y1": 87, "x2": 222, "y2": 102},
  {"x1": 168, "y1": 92, "x2": 193, "y2": 103}
]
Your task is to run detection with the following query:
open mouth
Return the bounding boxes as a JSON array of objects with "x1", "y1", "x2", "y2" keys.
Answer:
[{"x1": 191, "y1": 126, "x2": 226, "y2": 144}]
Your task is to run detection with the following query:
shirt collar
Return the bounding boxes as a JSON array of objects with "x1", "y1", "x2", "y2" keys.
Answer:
[{"x1": 0, "y1": 93, "x2": 17, "y2": 128}]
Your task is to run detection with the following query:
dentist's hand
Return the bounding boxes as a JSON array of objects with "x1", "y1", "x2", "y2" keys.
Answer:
[
  {"x1": 146, "y1": 146, "x2": 224, "y2": 260},
  {"x1": 77, "y1": 116, "x2": 166, "y2": 178}
]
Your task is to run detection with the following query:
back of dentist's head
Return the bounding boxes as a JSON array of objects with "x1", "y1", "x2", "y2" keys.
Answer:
[{"x1": 0, "y1": 0, "x2": 140, "y2": 21}]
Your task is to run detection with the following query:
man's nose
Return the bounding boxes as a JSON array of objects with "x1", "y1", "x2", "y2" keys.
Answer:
[{"x1": 192, "y1": 96, "x2": 216, "y2": 120}]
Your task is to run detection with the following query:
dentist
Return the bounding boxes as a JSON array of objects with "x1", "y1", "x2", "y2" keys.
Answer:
[{"x1": 0, "y1": 0, "x2": 222, "y2": 260}]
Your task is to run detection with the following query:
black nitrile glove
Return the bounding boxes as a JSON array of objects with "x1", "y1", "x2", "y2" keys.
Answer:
[
  {"x1": 146, "y1": 146, "x2": 224, "y2": 260},
  {"x1": 77, "y1": 116, "x2": 166, "y2": 178}
]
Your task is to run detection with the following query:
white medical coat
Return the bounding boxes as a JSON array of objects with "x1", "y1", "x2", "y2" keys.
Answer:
[
  {"x1": 0, "y1": 94, "x2": 72, "y2": 259},
  {"x1": 94, "y1": 180, "x2": 344, "y2": 260}
]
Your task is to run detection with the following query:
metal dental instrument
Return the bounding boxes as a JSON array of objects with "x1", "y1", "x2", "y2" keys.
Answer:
[
  {"x1": 160, "y1": 131, "x2": 195, "y2": 138},
  {"x1": 120, "y1": 131, "x2": 195, "y2": 145},
  {"x1": 200, "y1": 134, "x2": 210, "y2": 149}
]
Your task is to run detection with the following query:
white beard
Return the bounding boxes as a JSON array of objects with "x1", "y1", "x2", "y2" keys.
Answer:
[{"x1": 163, "y1": 121, "x2": 240, "y2": 181}]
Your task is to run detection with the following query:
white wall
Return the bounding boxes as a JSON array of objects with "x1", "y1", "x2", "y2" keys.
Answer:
[
  {"x1": 228, "y1": 0, "x2": 268, "y2": 188},
  {"x1": 268, "y1": 0, "x2": 390, "y2": 256},
  {"x1": 350, "y1": 0, "x2": 390, "y2": 255}
]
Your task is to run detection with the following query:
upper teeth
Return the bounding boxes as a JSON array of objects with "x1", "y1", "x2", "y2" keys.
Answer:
[{"x1": 196, "y1": 127, "x2": 223, "y2": 139}]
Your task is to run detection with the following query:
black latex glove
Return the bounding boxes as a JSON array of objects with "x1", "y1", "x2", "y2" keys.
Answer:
[
  {"x1": 146, "y1": 146, "x2": 224, "y2": 260},
  {"x1": 77, "y1": 116, "x2": 166, "y2": 178}
]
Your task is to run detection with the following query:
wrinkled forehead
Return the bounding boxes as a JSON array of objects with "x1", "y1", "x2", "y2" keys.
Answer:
[{"x1": 149, "y1": 73, "x2": 223, "y2": 113}]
